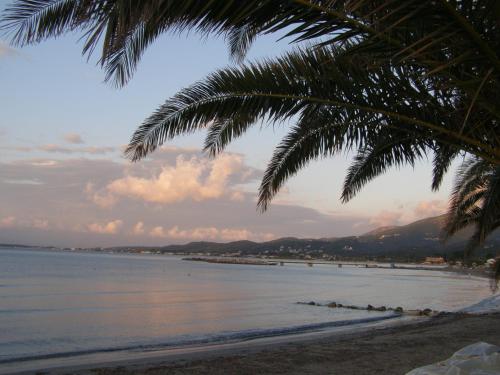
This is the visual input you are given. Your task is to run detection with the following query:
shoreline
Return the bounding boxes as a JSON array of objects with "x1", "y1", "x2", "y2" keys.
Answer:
[
  {"x1": 1, "y1": 314, "x2": 407, "y2": 374},
  {"x1": 1, "y1": 249, "x2": 496, "y2": 375},
  {"x1": 3, "y1": 247, "x2": 493, "y2": 279},
  {"x1": 5, "y1": 312, "x2": 499, "y2": 375}
]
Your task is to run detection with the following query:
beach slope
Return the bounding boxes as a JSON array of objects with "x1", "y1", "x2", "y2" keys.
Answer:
[{"x1": 62, "y1": 313, "x2": 500, "y2": 375}]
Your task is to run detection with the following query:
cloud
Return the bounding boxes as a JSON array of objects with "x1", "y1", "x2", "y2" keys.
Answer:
[
  {"x1": 30, "y1": 160, "x2": 59, "y2": 167},
  {"x1": 414, "y1": 200, "x2": 447, "y2": 218},
  {"x1": 3, "y1": 178, "x2": 44, "y2": 185},
  {"x1": 87, "y1": 220, "x2": 123, "y2": 234},
  {"x1": 39, "y1": 144, "x2": 72, "y2": 153},
  {"x1": 0, "y1": 42, "x2": 17, "y2": 58},
  {"x1": 85, "y1": 182, "x2": 117, "y2": 208},
  {"x1": 148, "y1": 224, "x2": 274, "y2": 242},
  {"x1": 0, "y1": 156, "x2": 369, "y2": 247},
  {"x1": 219, "y1": 228, "x2": 254, "y2": 241},
  {"x1": 132, "y1": 221, "x2": 145, "y2": 235},
  {"x1": 0, "y1": 216, "x2": 49, "y2": 230},
  {"x1": 149, "y1": 226, "x2": 168, "y2": 238},
  {"x1": 32, "y1": 218, "x2": 49, "y2": 230},
  {"x1": 106, "y1": 154, "x2": 246, "y2": 205},
  {"x1": 80, "y1": 146, "x2": 115, "y2": 154},
  {"x1": 39, "y1": 144, "x2": 115, "y2": 154},
  {"x1": 369, "y1": 210, "x2": 403, "y2": 227},
  {"x1": 230, "y1": 191, "x2": 245, "y2": 201},
  {"x1": 157, "y1": 145, "x2": 201, "y2": 154},
  {"x1": 0, "y1": 216, "x2": 16, "y2": 228},
  {"x1": 64, "y1": 133, "x2": 84, "y2": 144}
]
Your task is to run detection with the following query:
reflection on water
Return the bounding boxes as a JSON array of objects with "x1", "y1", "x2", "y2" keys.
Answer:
[{"x1": 0, "y1": 248, "x2": 491, "y2": 363}]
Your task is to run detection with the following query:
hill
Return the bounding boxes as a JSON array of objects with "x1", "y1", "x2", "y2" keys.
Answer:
[{"x1": 110, "y1": 215, "x2": 499, "y2": 262}]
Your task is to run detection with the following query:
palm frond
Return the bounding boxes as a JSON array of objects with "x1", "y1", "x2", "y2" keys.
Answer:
[
  {"x1": 257, "y1": 110, "x2": 377, "y2": 211},
  {"x1": 443, "y1": 157, "x2": 500, "y2": 256},
  {"x1": 125, "y1": 43, "x2": 498, "y2": 166},
  {"x1": 341, "y1": 132, "x2": 429, "y2": 203},
  {"x1": 2, "y1": 0, "x2": 500, "y2": 264},
  {"x1": 431, "y1": 144, "x2": 459, "y2": 191}
]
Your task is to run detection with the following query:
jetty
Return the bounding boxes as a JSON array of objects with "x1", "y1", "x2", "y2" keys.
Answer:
[{"x1": 183, "y1": 257, "x2": 278, "y2": 266}]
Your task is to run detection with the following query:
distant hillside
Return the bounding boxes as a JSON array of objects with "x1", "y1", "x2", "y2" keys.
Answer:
[{"x1": 109, "y1": 215, "x2": 499, "y2": 261}]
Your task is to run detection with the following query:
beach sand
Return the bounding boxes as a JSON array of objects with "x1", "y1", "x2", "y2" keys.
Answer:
[{"x1": 53, "y1": 312, "x2": 500, "y2": 375}]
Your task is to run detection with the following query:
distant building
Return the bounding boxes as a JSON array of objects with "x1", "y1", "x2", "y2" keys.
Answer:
[{"x1": 423, "y1": 256, "x2": 445, "y2": 264}]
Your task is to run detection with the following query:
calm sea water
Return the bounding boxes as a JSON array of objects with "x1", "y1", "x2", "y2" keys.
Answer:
[{"x1": 0, "y1": 248, "x2": 491, "y2": 368}]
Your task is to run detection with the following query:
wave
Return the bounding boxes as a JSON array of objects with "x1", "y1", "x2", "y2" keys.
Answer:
[
  {"x1": 0, "y1": 314, "x2": 399, "y2": 365},
  {"x1": 461, "y1": 293, "x2": 500, "y2": 314}
]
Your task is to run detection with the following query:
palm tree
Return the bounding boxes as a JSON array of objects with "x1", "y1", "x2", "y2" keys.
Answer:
[
  {"x1": 1, "y1": 1, "x2": 499, "y2": 261},
  {"x1": 443, "y1": 158, "x2": 500, "y2": 287}
]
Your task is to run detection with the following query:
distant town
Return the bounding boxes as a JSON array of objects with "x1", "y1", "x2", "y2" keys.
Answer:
[{"x1": 3, "y1": 216, "x2": 498, "y2": 270}]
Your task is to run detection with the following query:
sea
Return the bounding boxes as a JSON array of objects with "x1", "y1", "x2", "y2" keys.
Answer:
[{"x1": 0, "y1": 247, "x2": 493, "y2": 372}]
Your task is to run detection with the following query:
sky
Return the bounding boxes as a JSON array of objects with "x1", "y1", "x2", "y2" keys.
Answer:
[{"x1": 0, "y1": 2, "x2": 458, "y2": 247}]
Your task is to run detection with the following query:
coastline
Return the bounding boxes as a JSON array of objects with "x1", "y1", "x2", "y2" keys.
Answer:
[
  {"x1": 2, "y1": 247, "x2": 493, "y2": 279},
  {"x1": 1, "y1": 248, "x2": 497, "y2": 375},
  {"x1": 7, "y1": 312, "x2": 499, "y2": 375}
]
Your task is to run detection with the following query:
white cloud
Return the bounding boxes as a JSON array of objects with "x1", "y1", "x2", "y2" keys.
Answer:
[
  {"x1": 3, "y1": 178, "x2": 44, "y2": 185},
  {"x1": 157, "y1": 145, "x2": 200, "y2": 154},
  {"x1": 132, "y1": 221, "x2": 145, "y2": 235},
  {"x1": 31, "y1": 160, "x2": 58, "y2": 167},
  {"x1": 414, "y1": 200, "x2": 447, "y2": 219},
  {"x1": 106, "y1": 154, "x2": 245, "y2": 204},
  {"x1": 0, "y1": 42, "x2": 17, "y2": 58},
  {"x1": 80, "y1": 146, "x2": 115, "y2": 154},
  {"x1": 39, "y1": 144, "x2": 115, "y2": 154},
  {"x1": 87, "y1": 220, "x2": 123, "y2": 234},
  {"x1": 369, "y1": 210, "x2": 403, "y2": 228},
  {"x1": 39, "y1": 144, "x2": 73, "y2": 153},
  {"x1": 0, "y1": 216, "x2": 16, "y2": 228},
  {"x1": 0, "y1": 156, "x2": 367, "y2": 246},
  {"x1": 84, "y1": 182, "x2": 117, "y2": 208},
  {"x1": 32, "y1": 218, "x2": 49, "y2": 230},
  {"x1": 147, "y1": 224, "x2": 274, "y2": 242},
  {"x1": 91, "y1": 192, "x2": 117, "y2": 208},
  {"x1": 219, "y1": 228, "x2": 252, "y2": 241},
  {"x1": 0, "y1": 216, "x2": 50, "y2": 230},
  {"x1": 230, "y1": 191, "x2": 245, "y2": 201},
  {"x1": 64, "y1": 133, "x2": 84, "y2": 144},
  {"x1": 150, "y1": 226, "x2": 167, "y2": 238}
]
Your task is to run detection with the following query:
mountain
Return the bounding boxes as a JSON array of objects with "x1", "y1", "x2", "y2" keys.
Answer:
[{"x1": 109, "y1": 215, "x2": 500, "y2": 261}]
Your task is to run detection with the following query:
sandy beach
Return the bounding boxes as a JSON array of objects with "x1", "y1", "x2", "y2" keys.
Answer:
[{"x1": 26, "y1": 312, "x2": 495, "y2": 375}]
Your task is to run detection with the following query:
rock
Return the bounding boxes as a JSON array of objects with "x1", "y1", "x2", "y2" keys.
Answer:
[
  {"x1": 367, "y1": 304, "x2": 374, "y2": 311},
  {"x1": 308, "y1": 301, "x2": 316, "y2": 306},
  {"x1": 327, "y1": 302, "x2": 337, "y2": 308},
  {"x1": 337, "y1": 303, "x2": 343, "y2": 307},
  {"x1": 406, "y1": 310, "x2": 421, "y2": 316},
  {"x1": 394, "y1": 306, "x2": 404, "y2": 313},
  {"x1": 374, "y1": 306, "x2": 387, "y2": 312},
  {"x1": 422, "y1": 308, "x2": 432, "y2": 316}
]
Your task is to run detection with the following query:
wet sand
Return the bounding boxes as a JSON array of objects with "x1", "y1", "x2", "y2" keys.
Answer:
[{"x1": 40, "y1": 312, "x2": 500, "y2": 375}]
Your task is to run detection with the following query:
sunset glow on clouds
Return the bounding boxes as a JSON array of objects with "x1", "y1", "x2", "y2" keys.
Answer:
[
  {"x1": 147, "y1": 224, "x2": 274, "y2": 242},
  {"x1": 0, "y1": 216, "x2": 16, "y2": 228},
  {"x1": 87, "y1": 220, "x2": 123, "y2": 234},
  {"x1": 63, "y1": 133, "x2": 84, "y2": 144},
  {"x1": 414, "y1": 200, "x2": 448, "y2": 218},
  {"x1": 0, "y1": 142, "x2": 452, "y2": 247},
  {"x1": 0, "y1": 41, "x2": 16, "y2": 58},
  {"x1": 0, "y1": 147, "x2": 366, "y2": 246},
  {"x1": 105, "y1": 154, "x2": 245, "y2": 205},
  {"x1": 1, "y1": 31, "x2": 456, "y2": 247}
]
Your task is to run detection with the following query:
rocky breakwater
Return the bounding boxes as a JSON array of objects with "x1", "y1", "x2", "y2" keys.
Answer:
[
  {"x1": 297, "y1": 301, "x2": 450, "y2": 317},
  {"x1": 183, "y1": 257, "x2": 278, "y2": 266}
]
